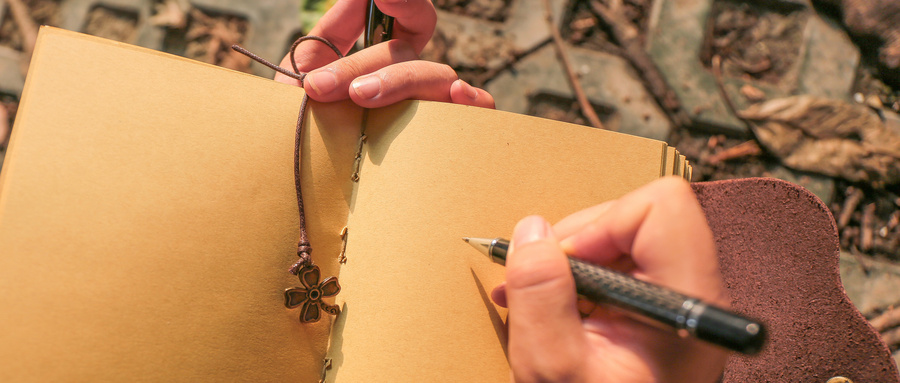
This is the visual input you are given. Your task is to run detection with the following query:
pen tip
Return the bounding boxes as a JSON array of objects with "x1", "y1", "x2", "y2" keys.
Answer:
[{"x1": 462, "y1": 237, "x2": 470, "y2": 243}]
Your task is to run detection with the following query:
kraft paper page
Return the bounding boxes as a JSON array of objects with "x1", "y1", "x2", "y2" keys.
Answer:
[
  {"x1": 326, "y1": 100, "x2": 667, "y2": 382},
  {"x1": 0, "y1": 27, "x2": 361, "y2": 382},
  {"x1": 0, "y1": 27, "x2": 685, "y2": 383}
]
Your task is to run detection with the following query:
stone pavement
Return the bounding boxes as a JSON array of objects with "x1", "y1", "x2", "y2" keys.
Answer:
[
  {"x1": 646, "y1": 0, "x2": 859, "y2": 136},
  {"x1": 487, "y1": 44, "x2": 672, "y2": 139},
  {"x1": 435, "y1": 0, "x2": 674, "y2": 139},
  {"x1": 841, "y1": 253, "x2": 900, "y2": 364}
]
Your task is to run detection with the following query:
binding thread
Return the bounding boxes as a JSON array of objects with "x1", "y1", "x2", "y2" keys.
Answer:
[
  {"x1": 339, "y1": 226, "x2": 349, "y2": 264},
  {"x1": 350, "y1": 134, "x2": 367, "y2": 182}
]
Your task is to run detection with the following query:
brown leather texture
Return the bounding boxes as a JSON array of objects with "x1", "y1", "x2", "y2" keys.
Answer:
[{"x1": 693, "y1": 178, "x2": 899, "y2": 382}]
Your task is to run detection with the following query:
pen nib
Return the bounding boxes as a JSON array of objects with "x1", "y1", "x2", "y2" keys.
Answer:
[{"x1": 462, "y1": 237, "x2": 495, "y2": 258}]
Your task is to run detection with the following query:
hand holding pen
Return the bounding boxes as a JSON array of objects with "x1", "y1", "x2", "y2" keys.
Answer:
[
  {"x1": 279, "y1": 2, "x2": 736, "y2": 381},
  {"x1": 272, "y1": 0, "x2": 493, "y2": 109},
  {"x1": 490, "y1": 178, "x2": 733, "y2": 383}
]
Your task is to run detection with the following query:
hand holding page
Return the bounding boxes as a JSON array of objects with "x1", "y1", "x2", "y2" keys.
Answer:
[{"x1": 0, "y1": 28, "x2": 689, "y2": 382}]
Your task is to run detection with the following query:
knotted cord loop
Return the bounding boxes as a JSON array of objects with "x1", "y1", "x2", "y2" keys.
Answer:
[{"x1": 232, "y1": 36, "x2": 344, "y2": 275}]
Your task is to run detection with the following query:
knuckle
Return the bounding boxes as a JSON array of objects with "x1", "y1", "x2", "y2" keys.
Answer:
[
  {"x1": 336, "y1": 56, "x2": 368, "y2": 77},
  {"x1": 291, "y1": 51, "x2": 327, "y2": 72},
  {"x1": 326, "y1": 35, "x2": 357, "y2": 53},
  {"x1": 435, "y1": 63, "x2": 458, "y2": 79},
  {"x1": 386, "y1": 39, "x2": 416, "y2": 58},
  {"x1": 480, "y1": 92, "x2": 497, "y2": 108},
  {"x1": 653, "y1": 176, "x2": 693, "y2": 198},
  {"x1": 506, "y1": 269, "x2": 572, "y2": 297},
  {"x1": 505, "y1": 243, "x2": 571, "y2": 291}
]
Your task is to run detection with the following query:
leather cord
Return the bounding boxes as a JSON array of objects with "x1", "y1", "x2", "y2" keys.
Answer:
[{"x1": 232, "y1": 36, "x2": 343, "y2": 275}]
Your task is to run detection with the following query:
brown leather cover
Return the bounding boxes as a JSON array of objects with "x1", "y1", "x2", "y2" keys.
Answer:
[{"x1": 692, "y1": 178, "x2": 899, "y2": 382}]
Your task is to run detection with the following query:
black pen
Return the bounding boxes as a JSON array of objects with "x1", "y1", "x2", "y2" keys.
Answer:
[
  {"x1": 365, "y1": 0, "x2": 394, "y2": 48},
  {"x1": 463, "y1": 237, "x2": 766, "y2": 355}
]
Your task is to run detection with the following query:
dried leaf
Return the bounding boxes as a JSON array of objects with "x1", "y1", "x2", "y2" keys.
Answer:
[
  {"x1": 208, "y1": 21, "x2": 243, "y2": 46},
  {"x1": 706, "y1": 140, "x2": 762, "y2": 165},
  {"x1": 149, "y1": 0, "x2": 190, "y2": 29},
  {"x1": 740, "y1": 84, "x2": 766, "y2": 102},
  {"x1": 218, "y1": 49, "x2": 251, "y2": 72},
  {"x1": 739, "y1": 96, "x2": 900, "y2": 185},
  {"x1": 7, "y1": 0, "x2": 39, "y2": 56}
]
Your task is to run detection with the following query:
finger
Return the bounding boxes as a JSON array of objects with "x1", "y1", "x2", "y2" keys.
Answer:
[
  {"x1": 274, "y1": 0, "x2": 368, "y2": 85},
  {"x1": 559, "y1": 177, "x2": 726, "y2": 305},
  {"x1": 576, "y1": 298, "x2": 599, "y2": 318},
  {"x1": 500, "y1": 201, "x2": 615, "y2": 307},
  {"x1": 449, "y1": 80, "x2": 496, "y2": 109},
  {"x1": 506, "y1": 216, "x2": 587, "y2": 381},
  {"x1": 491, "y1": 257, "x2": 636, "y2": 313},
  {"x1": 551, "y1": 201, "x2": 615, "y2": 240},
  {"x1": 275, "y1": 0, "x2": 437, "y2": 85},
  {"x1": 303, "y1": 39, "x2": 418, "y2": 102},
  {"x1": 374, "y1": 0, "x2": 437, "y2": 53},
  {"x1": 348, "y1": 61, "x2": 460, "y2": 108},
  {"x1": 490, "y1": 283, "x2": 507, "y2": 307}
]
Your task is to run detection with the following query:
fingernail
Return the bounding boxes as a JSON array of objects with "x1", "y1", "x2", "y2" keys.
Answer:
[
  {"x1": 460, "y1": 80, "x2": 478, "y2": 100},
  {"x1": 307, "y1": 70, "x2": 338, "y2": 95},
  {"x1": 352, "y1": 76, "x2": 382, "y2": 99},
  {"x1": 513, "y1": 216, "x2": 549, "y2": 246}
]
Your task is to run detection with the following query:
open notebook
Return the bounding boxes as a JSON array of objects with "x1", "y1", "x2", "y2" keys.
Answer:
[{"x1": 0, "y1": 28, "x2": 690, "y2": 382}]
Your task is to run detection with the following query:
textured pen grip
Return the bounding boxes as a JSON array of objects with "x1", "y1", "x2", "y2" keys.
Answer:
[
  {"x1": 568, "y1": 258, "x2": 686, "y2": 324},
  {"x1": 568, "y1": 257, "x2": 766, "y2": 354}
]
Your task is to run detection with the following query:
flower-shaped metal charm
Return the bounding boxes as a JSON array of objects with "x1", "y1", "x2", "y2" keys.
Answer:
[{"x1": 284, "y1": 265, "x2": 341, "y2": 323}]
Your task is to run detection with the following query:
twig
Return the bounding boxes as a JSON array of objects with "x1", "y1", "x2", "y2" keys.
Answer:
[
  {"x1": 838, "y1": 187, "x2": 864, "y2": 228},
  {"x1": 204, "y1": 35, "x2": 222, "y2": 65},
  {"x1": 888, "y1": 211, "x2": 899, "y2": 231},
  {"x1": 541, "y1": 0, "x2": 606, "y2": 130},
  {"x1": 710, "y1": 55, "x2": 746, "y2": 126},
  {"x1": 841, "y1": 226, "x2": 856, "y2": 249},
  {"x1": 848, "y1": 245, "x2": 871, "y2": 276},
  {"x1": 861, "y1": 203, "x2": 876, "y2": 251},
  {"x1": 879, "y1": 326, "x2": 900, "y2": 349},
  {"x1": 7, "y1": 0, "x2": 39, "y2": 56},
  {"x1": 707, "y1": 134, "x2": 725, "y2": 150},
  {"x1": 476, "y1": 37, "x2": 552, "y2": 88},
  {"x1": 7, "y1": 0, "x2": 39, "y2": 75},
  {"x1": 706, "y1": 140, "x2": 762, "y2": 165},
  {"x1": 589, "y1": 0, "x2": 691, "y2": 129}
]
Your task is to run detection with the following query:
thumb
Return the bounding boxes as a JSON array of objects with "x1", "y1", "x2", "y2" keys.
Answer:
[{"x1": 506, "y1": 216, "x2": 586, "y2": 382}]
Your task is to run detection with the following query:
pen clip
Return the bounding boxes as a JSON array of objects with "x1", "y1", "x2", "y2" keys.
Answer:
[{"x1": 365, "y1": 0, "x2": 394, "y2": 48}]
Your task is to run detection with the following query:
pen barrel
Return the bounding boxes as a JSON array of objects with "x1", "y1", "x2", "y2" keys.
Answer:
[
  {"x1": 365, "y1": 0, "x2": 394, "y2": 47},
  {"x1": 568, "y1": 257, "x2": 766, "y2": 355}
]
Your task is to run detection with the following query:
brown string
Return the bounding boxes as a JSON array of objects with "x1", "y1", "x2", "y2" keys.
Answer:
[{"x1": 232, "y1": 36, "x2": 343, "y2": 275}]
